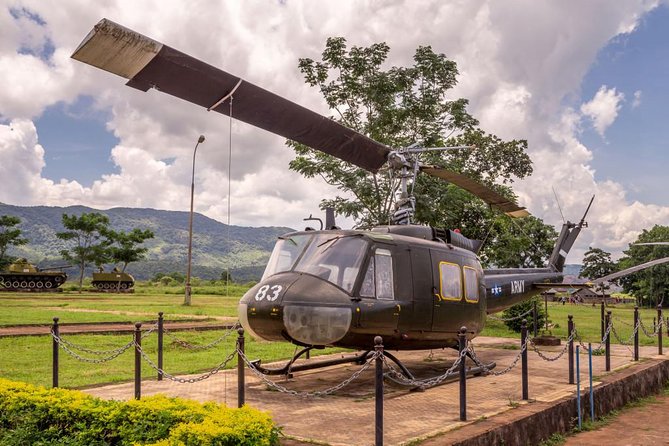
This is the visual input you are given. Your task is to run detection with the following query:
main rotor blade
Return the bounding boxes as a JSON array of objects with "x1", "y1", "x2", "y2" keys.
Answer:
[
  {"x1": 72, "y1": 19, "x2": 391, "y2": 172},
  {"x1": 634, "y1": 242, "x2": 669, "y2": 246},
  {"x1": 591, "y1": 257, "x2": 669, "y2": 284},
  {"x1": 420, "y1": 166, "x2": 530, "y2": 218}
]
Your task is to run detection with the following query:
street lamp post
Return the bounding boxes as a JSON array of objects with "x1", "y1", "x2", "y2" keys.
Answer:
[{"x1": 184, "y1": 135, "x2": 205, "y2": 306}]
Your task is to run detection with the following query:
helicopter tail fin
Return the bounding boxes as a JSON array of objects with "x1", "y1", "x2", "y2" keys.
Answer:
[{"x1": 548, "y1": 195, "x2": 594, "y2": 272}]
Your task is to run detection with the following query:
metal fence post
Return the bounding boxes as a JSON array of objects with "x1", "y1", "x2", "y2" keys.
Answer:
[
  {"x1": 658, "y1": 305, "x2": 663, "y2": 355},
  {"x1": 568, "y1": 315, "x2": 574, "y2": 384},
  {"x1": 157, "y1": 312, "x2": 164, "y2": 381},
  {"x1": 374, "y1": 336, "x2": 384, "y2": 446},
  {"x1": 134, "y1": 322, "x2": 142, "y2": 400},
  {"x1": 634, "y1": 306, "x2": 639, "y2": 361},
  {"x1": 459, "y1": 326, "x2": 467, "y2": 421},
  {"x1": 533, "y1": 300, "x2": 538, "y2": 338},
  {"x1": 605, "y1": 311, "x2": 611, "y2": 372},
  {"x1": 237, "y1": 328, "x2": 245, "y2": 408},
  {"x1": 588, "y1": 343, "x2": 594, "y2": 422},
  {"x1": 600, "y1": 300, "x2": 605, "y2": 340},
  {"x1": 576, "y1": 345, "x2": 582, "y2": 430},
  {"x1": 521, "y1": 319, "x2": 528, "y2": 400},
  {"x1": 52, "y1": 317, "x2": 59, "y2": 388}
]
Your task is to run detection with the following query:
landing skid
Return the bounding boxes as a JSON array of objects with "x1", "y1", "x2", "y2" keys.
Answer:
[
  {"x1": 251, "y1": 347, "x2": 371, "y2": 377},
  {"x1": 249, "y1": 347, "x2": 495, "y2": 387},
  {"x1": 385, "y1": 350, "x2": 496, "y2": 390}
]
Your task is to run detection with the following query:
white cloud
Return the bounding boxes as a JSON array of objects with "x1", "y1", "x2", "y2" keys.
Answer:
[
  {"x1": 0, "y1": 0, "x2": 667, "y2": 262},
  {"x1": 580, "y1": 85, "x2": 625, "y2": 137},
  {"x1": 632, "y1": 89, "x2": 642, "y2": 108}
]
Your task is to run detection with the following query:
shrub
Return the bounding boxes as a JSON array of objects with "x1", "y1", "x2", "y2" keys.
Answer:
[
  {"x1": 0, "y1": 378, "x2": 279, "y2": 445},
  {"x1": 501, "y1": 297, "x2": 546, "y2": 333}
]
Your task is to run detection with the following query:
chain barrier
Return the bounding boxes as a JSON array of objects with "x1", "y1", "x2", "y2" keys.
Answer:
[
  {"x1": 574, "y1": 322, "x2": 612, "y2": 352},
  {"x1": 50, "y1": 323, "x2": 158, "y2": 357},
  {"x1": 383, "y1": 346, "x2": 469, "y2": 388},
  {"x1": 239, "y1": 348, "x2": 379, "y2": 397},
  {"x1": 468, "y1": 338, "x2": 528, "y2": 376},
  {"x1": 528, "y1": 330, "x2": 575, "y2": 362},
  {"x1": 638, "y1": 316, "x2": 663, "y2": 338},
  {"x1": 135, "y1": 341, "x2": 237, "y2": 383},
  {"x1": 51, "y1": 330, "x2": 135, "y2": 363},
  {"x1": 487, "y1": 307, "x2": 534, "y2": 322},
  {"x1": 163, "y1": 322, "x2": 241, "y2": 350},
  {"x1": 610, "y1": 323, "x2": 636, "y2": 355}
]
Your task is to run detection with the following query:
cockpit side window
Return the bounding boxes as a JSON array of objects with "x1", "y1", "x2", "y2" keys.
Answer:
[{"x1": 359, "y1": 248, "x2": 394, "y2": 300}]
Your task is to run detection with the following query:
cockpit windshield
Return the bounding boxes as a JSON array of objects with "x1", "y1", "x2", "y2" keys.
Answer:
[
  {"x1": 262, "y1": 234, "x2": 368, "y2": 294},
  {"x1": 262, "y1": 234, "x2": 312, "y2": 280}
]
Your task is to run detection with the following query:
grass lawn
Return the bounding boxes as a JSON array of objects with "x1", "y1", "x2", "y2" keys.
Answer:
[
  {"x1": 484, "y1": 302, "x2": 665, "y2": 347},
  {"x1": 0, "y1": 285, "x2": 664, "y2": 389},
  {"x1": 0, "y1": 290, "x2": 243, "y2": 326},
  {"x1": 0, "y1": 327, "x2": 346, "y2": 388}
]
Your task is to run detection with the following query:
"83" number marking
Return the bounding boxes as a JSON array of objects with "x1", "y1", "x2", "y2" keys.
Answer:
[{"x1": 255, "y1": 284, "x2": 283, "y2": 301}]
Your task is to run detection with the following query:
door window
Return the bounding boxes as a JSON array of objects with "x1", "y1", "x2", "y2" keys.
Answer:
[
  {"x1": 439, "y1": 262, "x2": 462, "y2": 301},
  {"x1": 359, "y1": 248, "x2": 394, "y2": 300},
  {"x1": 463, "y1": 266, "x2": 479, "y2": 303}
]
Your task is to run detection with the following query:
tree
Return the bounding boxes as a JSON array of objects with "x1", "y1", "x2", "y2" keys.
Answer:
[
  {"x1": 482, "y1": 216, "x2": 558, "y2": 268},
  {"x1": 617, "y1": 225, "x2": 669, "y2": 307},
  {"x1": 0, "y1": 216, "x2": 27, "y2": 269},
  {"x1": 579, "y1": 247, "x2": 617, "y2": 293},
  {"x1": 57, "y1": 213, "x2": 111, "y2": 292},
  {"x1": 290, "y1": 38, "x2": 531, "y2": 225},
  {"x1": 106, "y1": 228, "x2": 154, "y2": 272},
  {"x1": 220, "y1": 269, "x2": 233, "y2": 283},
  {"x1": 289, "y1": 38, "x2": 553, "y2": 266}
]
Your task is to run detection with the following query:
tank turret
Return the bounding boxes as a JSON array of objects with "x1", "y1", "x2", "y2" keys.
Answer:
[{"x1": 0, "y1": 260, "x2": 68, "y2": 291}]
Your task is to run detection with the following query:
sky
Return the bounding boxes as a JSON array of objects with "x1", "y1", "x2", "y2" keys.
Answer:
[{"x1": 1, "y1": 0, "x2": 668, "y2": 263}]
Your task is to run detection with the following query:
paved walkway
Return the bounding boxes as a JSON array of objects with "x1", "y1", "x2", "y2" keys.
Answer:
[{"x1": 84, "y1": 337, "x2": 662, "y2": 446}]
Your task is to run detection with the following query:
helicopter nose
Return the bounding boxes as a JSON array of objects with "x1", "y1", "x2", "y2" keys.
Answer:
[{"x1": 239, "y1": 273, "x2": 352, "y2": 346}]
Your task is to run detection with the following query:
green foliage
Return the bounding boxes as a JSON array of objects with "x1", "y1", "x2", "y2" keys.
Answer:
[
  {"x1": 0, "y1": 215, "x2": 27, "y2": 269},
  {"x1": 291, "y1": 38, "x2": 531, "y2": 227},
  {"x1": 289, "y1": 38, "x2": 557, "y2": 267},
  {"x1": 152, "y1": 272, "x2": 186, "y2": 284},
  {"x1": 501, "y1": 297, "x2": 546, "y2": 333},
  {"x1": 219, "y1": 269, "x2": 233, "y2": 283},
  {"x1": 618, "y1": 225, "x2": 669, "y2": 307},
  {"x1": 482, "y1": 216, "x2": 558, "y2": 268},
  {"x1": 106, "y1": 228, "x2": 155, "y2": 272},
  {"x1": 579, "y1": 247, "x2": 617, "y2": 284},
  {"x1": 0, "y1": 378, "x2": 279, "y2": 445},
  {"x1": 57, "y1": 213, "x2": 111, "y2": 290}
]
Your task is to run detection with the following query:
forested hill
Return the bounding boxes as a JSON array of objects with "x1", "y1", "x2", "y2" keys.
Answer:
[{"x1": 0, "y1": 203, "x2": 293, "y2": 282}]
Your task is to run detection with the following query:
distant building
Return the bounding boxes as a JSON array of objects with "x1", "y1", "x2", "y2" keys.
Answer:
[{"x1": 568, "y1": 287, "x2": 611, "y2": 304}]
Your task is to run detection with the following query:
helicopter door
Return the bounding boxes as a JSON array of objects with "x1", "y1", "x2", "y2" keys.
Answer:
[
  {"x1": 356, "y1": 248, "x2": 400, "y2": 334},
  {"x1": 430, "y1": 250, "x2": 467, "y2": 332}
]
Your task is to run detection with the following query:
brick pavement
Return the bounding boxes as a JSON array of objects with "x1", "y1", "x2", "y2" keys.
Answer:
[{"x1": 84, "y1": 337, "x2": 661, "y2": 446}]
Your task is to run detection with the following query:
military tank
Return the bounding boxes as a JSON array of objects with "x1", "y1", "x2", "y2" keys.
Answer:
[
  {"x1": 0, "y1": 259, "x2": 68, "y2": 291},
  {"x1": 92, "y1": 267, "x2": 135, "y2": 291}
]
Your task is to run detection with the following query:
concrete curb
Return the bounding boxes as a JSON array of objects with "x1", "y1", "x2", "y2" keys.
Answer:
[{"x1": 432, "y1": 359, "x2": 669, "y2": 446}]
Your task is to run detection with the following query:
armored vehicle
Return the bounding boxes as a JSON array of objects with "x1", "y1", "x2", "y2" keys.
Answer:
[
  {"x1": 92, "y1": 267, "x2": 135, "y2": 291},
  {"x1": 0, "y1": 259, "x2": 68, "y2": 290}
]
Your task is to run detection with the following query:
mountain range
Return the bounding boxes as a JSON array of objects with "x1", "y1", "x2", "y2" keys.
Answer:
[{"x1": 0, "y1": 203, "x2": 293, "y2": 282}]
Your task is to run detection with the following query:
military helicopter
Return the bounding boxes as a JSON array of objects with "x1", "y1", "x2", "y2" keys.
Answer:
[{"x1": 73, "y1": 19, "x2": 589, "y2": 375}]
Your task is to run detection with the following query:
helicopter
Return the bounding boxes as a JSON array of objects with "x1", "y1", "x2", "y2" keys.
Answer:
[{"x1": 72, "y1": 19, "x2": 590, "y2": 375}]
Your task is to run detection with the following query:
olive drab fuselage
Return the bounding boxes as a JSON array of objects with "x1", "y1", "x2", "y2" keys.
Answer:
[{"x1": 239, "y1": 226, "x2": 564, "y2": 351}]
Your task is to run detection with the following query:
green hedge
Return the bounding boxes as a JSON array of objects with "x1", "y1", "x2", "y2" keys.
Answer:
[{"x1": 0, "y1": 378, "x2": 279, "y2": 445}]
